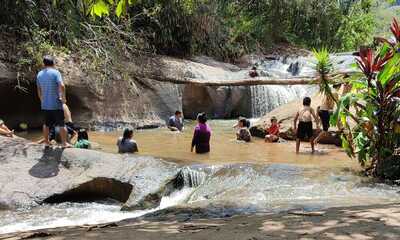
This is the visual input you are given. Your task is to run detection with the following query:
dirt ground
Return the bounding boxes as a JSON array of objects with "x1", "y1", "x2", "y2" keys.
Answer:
[{"x1": 3, "y1": 203, "x2": 400, "y2": 240}]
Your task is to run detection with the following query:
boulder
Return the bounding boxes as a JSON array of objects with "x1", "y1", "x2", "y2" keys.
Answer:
[
  {"x1": 250, "y1": 95, "x2": 342, "y2": 146},
  {"x1": 0, "y1": 136, "x2": 179, "y2": 210}
]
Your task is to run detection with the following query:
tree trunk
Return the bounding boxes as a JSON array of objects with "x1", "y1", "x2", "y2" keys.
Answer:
[{"x1": 144, "y1": 75, "x2": 320, "y2": 86}]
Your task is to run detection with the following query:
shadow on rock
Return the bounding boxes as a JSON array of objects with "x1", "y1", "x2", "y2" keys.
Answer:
[{"x1": 29, "y1": 147, "x2": 64, "y2": 178}]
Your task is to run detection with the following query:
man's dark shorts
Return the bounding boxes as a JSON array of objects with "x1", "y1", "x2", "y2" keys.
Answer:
[{"x1": 43, "y1": 110, "x2": 65, "y2": 127}]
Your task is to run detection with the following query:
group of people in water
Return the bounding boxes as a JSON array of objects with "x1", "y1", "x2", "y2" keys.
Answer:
[{"x1": 0, "y1": 55, "x2": 348, "y2": 155}]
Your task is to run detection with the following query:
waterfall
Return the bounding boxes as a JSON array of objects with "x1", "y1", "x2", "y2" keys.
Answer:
[
  {"x1": 250, "y1": 85, "x2": 317, "y2": 117},
  {"x1": 184, "y1": 54, "x2": 355, "y2": 118},
  {"x1": 174, "y1": 167, "x2": 207, "y2": 189},
  {"x1": 250, "y1": 56, "x2": 317, "y2": 117}
]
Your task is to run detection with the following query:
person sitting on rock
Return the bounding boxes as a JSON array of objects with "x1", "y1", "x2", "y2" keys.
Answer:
[
  {"x1": 191, "y1": 113, "x2": 211, "y2": 154},
  {"x1": 294, "y1": 97, "x2": 320, "y2": 154},
  {"x1": 74, "y1": 128, "x2": 91, "y2": 149},
  {"x1": 63, "y1": 103, "x2": 78, "y2": 142},
  {"x1": 0, "y1": 119, "x2": 14, "y2": 137},
  {"x1": 236, "y1": 118, "x2": 251, "y2": 142},
  {"x1": 249, "y1": 66, "x2": 259, "y2": 78},
  {"x1": 36, "y1": 104, "x2": 77, "y2": 145},
  {"x1": 117, "y1": 128, "x2": 139, "y2": 154},
  {"x1": 265, "y1": 116, "x2": 280, "y2": 143},
  {"x1": 168, "y1": 110, "x2": 184, "y2": 132}
]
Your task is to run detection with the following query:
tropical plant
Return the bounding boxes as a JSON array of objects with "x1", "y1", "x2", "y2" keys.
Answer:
[
  {"x1": 332, "y1": 18, "x2": 400, "y2": 179},
  {"x1": 313, "y1": 48, "x2": 335, "y2": 97}
]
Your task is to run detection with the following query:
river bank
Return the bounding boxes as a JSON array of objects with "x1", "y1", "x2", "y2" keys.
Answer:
[{"x1": 3, "y1": 203, "x2": 400, "y2": 240}]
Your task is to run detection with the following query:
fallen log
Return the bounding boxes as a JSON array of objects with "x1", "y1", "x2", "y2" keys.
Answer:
[
  {"x1": 146, "y1": 74, "x2": 320, "y2": 86},
  {"x1": 143, "y1": 71, "x2": 359, "y2": 87}
]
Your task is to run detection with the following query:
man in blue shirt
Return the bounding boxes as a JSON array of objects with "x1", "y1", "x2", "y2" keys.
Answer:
[
  {"x1": 168, "y1": 110, "x2": 184, "y2": 131},
  {"x1": 36, "y1": 56, "x2": 70, "y2": 148}
]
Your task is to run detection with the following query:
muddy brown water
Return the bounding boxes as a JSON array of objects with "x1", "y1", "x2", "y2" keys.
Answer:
[
  {"x1": 21, "y1": 120, "x2": 356, "y2": 169},
  {"x1": 5, "y1": 120, "x2": 399, "y2": 235}
]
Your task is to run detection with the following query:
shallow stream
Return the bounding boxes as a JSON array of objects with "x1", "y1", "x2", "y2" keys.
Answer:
[{"x1": 2, "y1": 120, "x2": 399, "y2": 235}]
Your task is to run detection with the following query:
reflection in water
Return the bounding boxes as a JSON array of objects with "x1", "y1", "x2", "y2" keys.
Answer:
[{"x1": 22, "y1": 120, "x2": 357, "y2": 169}]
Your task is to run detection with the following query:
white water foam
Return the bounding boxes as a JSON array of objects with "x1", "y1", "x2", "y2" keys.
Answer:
[{"x1": 0, "y1": 188, "x2": 194, "y2": 235}]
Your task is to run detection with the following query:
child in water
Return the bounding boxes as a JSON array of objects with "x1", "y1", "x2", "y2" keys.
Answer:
[
  {"x1": 236, "y1": 118, "x2": 251, "y2": 142},
  {"x1": 265, "y1": 116, "x2": 280, "y2": 143},
  {"x1": 74, "y1": 129, "x2": 91, "y2": 149},
  {"x1": 294, "y1": 97, "x2": 320, "y2": 154}
]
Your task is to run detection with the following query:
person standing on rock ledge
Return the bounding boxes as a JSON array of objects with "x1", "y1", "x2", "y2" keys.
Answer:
[
  {"x1": 36, "y1": 56, "x2": 71, "y2": 148},
  {"x1": 168, "y1": 110, "x2": 184, "y2": 132}
]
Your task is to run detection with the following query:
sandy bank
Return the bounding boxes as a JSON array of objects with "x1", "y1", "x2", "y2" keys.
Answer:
[{"x1": 4, "y1": 203, "x2": 400, "y2": 240}]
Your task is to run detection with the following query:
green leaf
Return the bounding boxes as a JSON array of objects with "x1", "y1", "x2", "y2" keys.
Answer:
[
  {"x1": 90, "y1": 0, "x2": 110, "y2": 17},
  {"x1": 116, "y1": 0, "x2": 126, "y2": 17},
  {"x1": 378, "y1": 53, "x2": 400, "y2": 86}
]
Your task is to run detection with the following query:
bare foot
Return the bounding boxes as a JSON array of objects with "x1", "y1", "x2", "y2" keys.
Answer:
[{"x1": 61, "y1": 143, "x2": 73, "y2": 149}]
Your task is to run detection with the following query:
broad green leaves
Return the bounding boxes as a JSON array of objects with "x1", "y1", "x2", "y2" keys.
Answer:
[
  {"x1": 90, "y1": 0, "x2": 112, "y2": 17},
  {"x1": 116, "y1": 0, "x2": 136, "y2": 17},
  {"x1": 331, "y1": 18, "x2": 400, "y2": 176},
  {"x1": 85, "y1": 0, "x2": 135, "y2": 17}
]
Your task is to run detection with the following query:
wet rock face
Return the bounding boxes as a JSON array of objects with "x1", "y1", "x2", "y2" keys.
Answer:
[
  {"x1": 182, "y1": 85, "x2": 252, "y2": 119},
  {"x1": 0, "y1": 136, "x2": 179, "y2": 210},
  {"x1": 0, "y1": 56, "x2": 183, "y2": 130}
]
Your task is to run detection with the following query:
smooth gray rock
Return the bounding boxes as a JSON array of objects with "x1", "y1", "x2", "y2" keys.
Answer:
[{"x1": 0, "y1": 136, "x2": 179, "y2": 210}]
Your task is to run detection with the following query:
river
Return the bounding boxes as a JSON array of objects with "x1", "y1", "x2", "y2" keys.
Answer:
[{"x1": 1, "y1": 120, "x2": 399, "y2": 235}]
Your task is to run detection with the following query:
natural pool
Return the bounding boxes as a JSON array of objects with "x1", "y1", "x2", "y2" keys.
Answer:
[
  {"x1": 23, "y1": 120, "x2": 355, "y2": 168},
  {"x1": 3, "y1": 120, "x2": 399, "y2": 235}
]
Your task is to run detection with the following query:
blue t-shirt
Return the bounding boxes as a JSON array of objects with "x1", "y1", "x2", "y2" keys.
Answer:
[
  {"x1": 168, "y1": 116, "x2": 183, "y2": 131},
  {"x1": 36, "y1": 68, "x2": 63, "y2": 110}
]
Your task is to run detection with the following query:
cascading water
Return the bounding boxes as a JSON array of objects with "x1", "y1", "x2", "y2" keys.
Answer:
[
  {"x1": 249, "y1": 56, "x2": 317, "y2": 117},
  {"x1": 174, "y1": 166, "x2": 207, "y2": 189},
  {"x1": 248, "y1": 54, "x2": 356, "y2": 117},
  {"x1": 1, "y1": 163, "x2": 400, "y2": 235}
]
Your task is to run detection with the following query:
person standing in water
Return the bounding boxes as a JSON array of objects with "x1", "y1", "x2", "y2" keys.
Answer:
[
  {"x1": 117, "y1": 128, "x2": 139, "y2": 154},
  {"x1": 314, "y1": 85, "x2": 340, "y2": 145},
  {"x1": 294, "y1": 97, "x2": 320, "y2": 154},
  {"x1": 168, "y1": 110, "x2": 184, "y2": 131},
  {"x1": 191, "y1": 113, "x2": 211, "y2": 154},
  {"x1": 36, "y1": 56, "x2": 70, "y2": 148}
]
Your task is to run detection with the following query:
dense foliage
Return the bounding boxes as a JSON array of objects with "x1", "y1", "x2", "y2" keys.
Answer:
[
  {"x1": 330, "y1": 18, "x2": 400, "y2": 179},
  {"x1": 1, "y1": 0, "x2": 396, "y2": 61}
]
